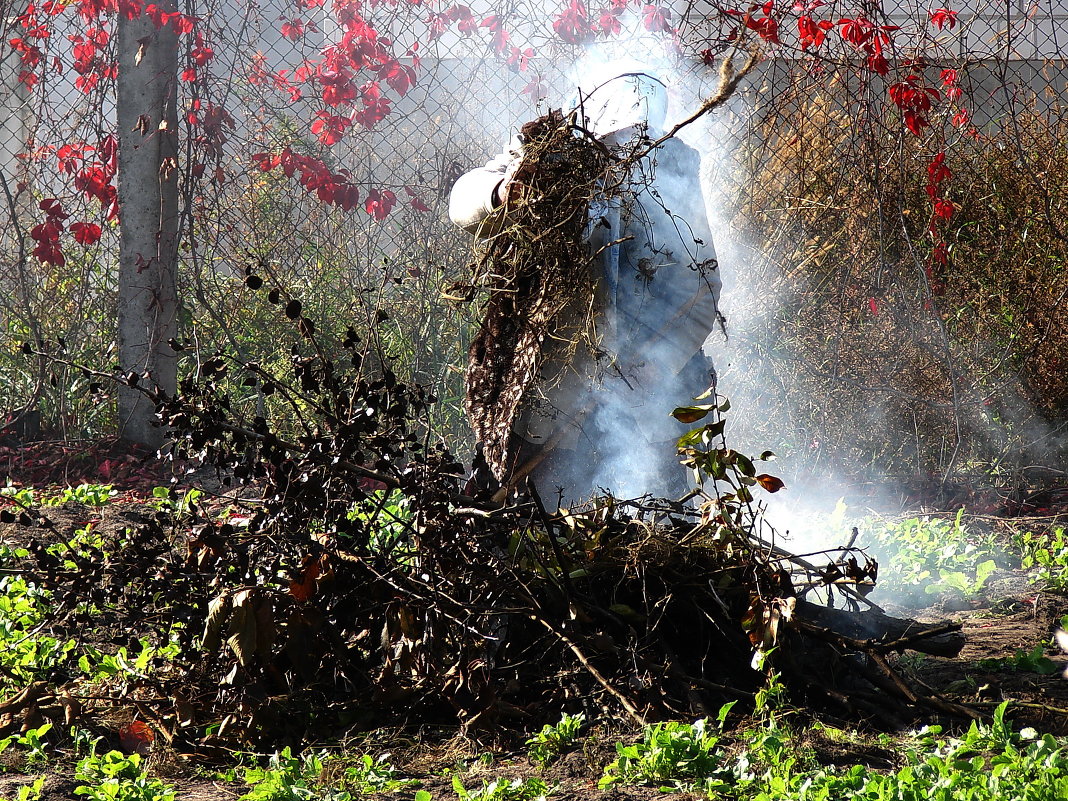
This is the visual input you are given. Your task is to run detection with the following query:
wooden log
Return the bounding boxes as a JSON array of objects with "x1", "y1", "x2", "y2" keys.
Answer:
[{"x1": 794, "y1": 599, "x2": 965, "y2": 658}]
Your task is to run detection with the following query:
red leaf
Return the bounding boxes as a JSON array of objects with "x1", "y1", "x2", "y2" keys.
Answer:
[
  {"x1": 927, "y1": 152, "x2": 951, "y2": 184},
  {"x1": 364, "y1": 188, "x2": 396, "y2": 220},
  {"x1": 39, "y1": 198, "x2": 67, "y2": 218},
  {"x1": 70, "y1": 221, "x2": 102, "y2": 245},
  {"x1": 798, "y1": 15, "x2": 827, "y2": 50},
  {"x1": 642, "y1": 4, "x2": 673, "y2": 34},
  {"x1": 755, "y1": 474, "x2": 786, "y2": 493},
  {"x1": 289, "y1": 557, "x2": 322, "y2": 602},
  {"x1": 280, "y1": 19, "x2": 305, "y2": 40},
  {"x1": 552, "y1": 0, "x2": 591, "y2": 44},
  {"x1": 933, "y1": 198, "x2": 954, "y2": 220},
  {"x1": 403, "y1": 185, "x2": 431, "y2": 212},
  {"x1": 868, "y1": 297, "x2": 879, "y2": 316},
  {"x1": 929, "y1": 8, "x2": 958, "y2": 30},
  {"x1": 119, "y1": 721, "x2": 155, "y2": 755}
]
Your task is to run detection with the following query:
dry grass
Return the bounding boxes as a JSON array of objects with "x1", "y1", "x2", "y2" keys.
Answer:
[{"x1": 716, "y1": 91, "x2": 1067, "y2": 480}]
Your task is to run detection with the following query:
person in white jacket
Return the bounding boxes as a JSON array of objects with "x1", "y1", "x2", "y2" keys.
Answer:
[{"x1": 451, "y1": 71, "x2": 722, "y2": 502}]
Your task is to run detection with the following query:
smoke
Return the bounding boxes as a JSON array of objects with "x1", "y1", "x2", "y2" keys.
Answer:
[
  {"x1": 444, "y1": 15, "x2": 1067, "y2": 620},
  {"x1": 449, "y1": 18, "x2": 1053, "y2": 547},
  {"x1": 501, "y1": 26, "x2": 731, "y2": 506}
]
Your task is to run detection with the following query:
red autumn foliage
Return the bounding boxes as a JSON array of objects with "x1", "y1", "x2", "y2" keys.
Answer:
[
  {"x1": 797, "y1": 14, "x2": 833, "y2": 50},
  {"x1": 4, "y1": 0, "x2": 979, "y2": 277},
  {"x1": 253, "y1": 148, "x2": 368, "y2": 214},
  {"x1": 641, "y1": 4, "x2": 672, "y2": 34},
  {"x1": 553, "y1": 0, "x2": 592, "y2": 45},
  {"x1": 924, "y1": 152, "x2": 954, "y2": 291},
  {"x1": 404, "y1": 186, "x2": 431, "y2": 213},
  {"x1": 928, "y1": 8, "x2": 958, "y2": 31},
  {"x1": 888, "y1": 74, "x2": 940, "y2": 136},
  {"x1": 364, "y1": 188, "x2": 397, "y2": 220},
  {"x1": 726, "y1": 2, "x2": 780, "y2": 44},
  {"x1": 70, "y1": 221, "x2": 103, "y2": 244}
]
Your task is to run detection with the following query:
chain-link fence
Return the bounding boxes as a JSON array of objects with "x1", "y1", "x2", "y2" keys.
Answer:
[{"x1": 1, "y1": 0, "x2": 1065, "y2": 479}]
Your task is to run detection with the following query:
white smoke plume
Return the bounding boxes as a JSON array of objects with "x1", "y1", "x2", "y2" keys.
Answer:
[
  {"x1": 554, "y1": 28, "x2": 898, "y2": 553},
  {"x1": 448, "y1": 19, "x2": 903, "y2": 542}
]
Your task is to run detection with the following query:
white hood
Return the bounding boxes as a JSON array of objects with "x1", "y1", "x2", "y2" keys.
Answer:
[{"x1": 572, "y1": 72, "x2": 667, "y2": 137}]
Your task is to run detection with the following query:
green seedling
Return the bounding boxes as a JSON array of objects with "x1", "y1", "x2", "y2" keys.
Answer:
[
  {"x1": 43, "y1": 484, "x2": 118, "y2": 507},
  {"x1": 1017, "y1": 527, "x2": 1068, "y2": 592},
  {"x1": 91, "y1": 636, "x2": 179, "y2": 681},
  {"x1": 451, "y1": 777, "x2": 551, "y2": 801},
  {"x1": 976, "y1": 645, "x2": 1061, "y2": 675},
  {"x1": 240, "y1": 747, "x2": 394, "y2": 801},
  {"x1": 0, "y1": 724, "x2": 54, "y2": 768},
  {"x1": 0, "y1": 483, "x2": 36, "y2": 507},
  {"x1": 74, "y1": 750, "x2": 176, "y2": 801},
  {"x1": 47, "y1": 524, "x2": 105, "y2": 566},
  {"x1": 0, "y1": 575, "x2": 76, "y2": 687},
  {"x1": 347, "y1": 489, "x2": 414, "y2": 559},
  {"x1": 149, "y1": 487, "x2": 204, "y2": 517},
  {"x1": 597, "y1": 702, "x2": 1068, "y2": 799},
  {"x1": 599, "y1": 713, "x2": 733, "y2": 793},
  {"x1": 0, "y1": 776, "x2": 45, "y2": 801},
  {"x1": 71, "y1": 726, "x2": 105, "y2": 759},
  {"x1": 869, "y1": 510, "x2": 1002, "y2": 600},
  {"x1": 341, "y1": 754, "x2": 417, "y2": 794},
  {"x1": 930, "y1": 559, "x2": 998, "y2": 597},
  {"x1": 526, "y1": 712, "x2": 585, "y2": 766}
]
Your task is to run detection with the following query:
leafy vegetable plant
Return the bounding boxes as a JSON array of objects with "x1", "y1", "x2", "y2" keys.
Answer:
[
  {"x1": 0, "y1": 483, "x2": 36, "y2": 507},
  {"x1": 0, "y1": 724, "x2": 54, "y2": 768},
  {"x1": 598, "y1": 713, "x2": 733, "y2": 793},
  {"x1": 42, "y1": 484, "x2": 117, "y2": 507},
  {"x1": 868, "y1": 509, "x2": 1001, "y2": 601},
  {"x1": 451, "y1": 776, "x2": 551, "y2": 801},
  {"x1": 341, "y1": 753, "x2": 417, "y2": 794},
  {"x1": 1017, "y1": 526, "x2": 1068, "y2": 592},
  {"x1": 0, "y1": 572, "x2": 76, "y2": 687},
  {"x1": 148, "y1": 487, "x2": 204, "y2": 517},
  {"x1": 78, "y1": 637, "x2": 182, "y2": 682},
  {"x1": 0, "y1": 776, "x2": 45, "y2": 801},
  {"x1": 241, "y1": 747, "x2": 412, "y2": 800},
  {"x1": 976, "y1": 645, "x2": 1061, "y2": 675},
  {"x1": 74, "y1": 751, "x2": 176, "y2": 801},
  {"x1": 241, "y1": 748, "x2": 329, "y2": 801},
  {"x1": 526, "y1": 712, "x2": 585, "y2": 766}
]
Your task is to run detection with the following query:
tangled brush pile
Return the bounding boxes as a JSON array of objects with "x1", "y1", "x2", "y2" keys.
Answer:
[{"x1": 461, "y1": 110, "x2": 614, "y2": 481}]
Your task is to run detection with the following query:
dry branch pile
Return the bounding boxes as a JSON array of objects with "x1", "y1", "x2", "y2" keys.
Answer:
[
  {"x1": 3, "y1": 481, "x2": 969, "y2": 747},
  {"x1": 460, "y1": 110, "x2": 612, "y2": 480},
  {"x1": 6, "y1": 227, "x2": 975, "y2": 751}
]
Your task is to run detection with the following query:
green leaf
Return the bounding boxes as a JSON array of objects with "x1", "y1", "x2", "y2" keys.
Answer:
[
  {"x1": 973, "y1": 559, "x2": 997, "y2": 591},
  {"x1": 671, "y1": 404, "x2": 717, "y2": 424},
  {"x1": 735, "y1": 453, "x2": 756, "y2": 478}
]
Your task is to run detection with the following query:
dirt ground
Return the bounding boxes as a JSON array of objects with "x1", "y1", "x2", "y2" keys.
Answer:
[{"x1": 0, "y1": 451, "x2": 1067, "y2": 799}]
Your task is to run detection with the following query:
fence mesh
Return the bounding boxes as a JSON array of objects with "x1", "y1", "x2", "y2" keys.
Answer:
[{"x1": 1, "y1": 0, "x2": 1065, "y2": 478}]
